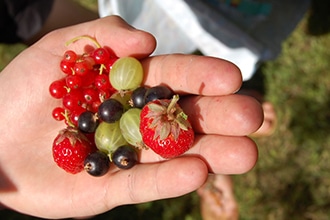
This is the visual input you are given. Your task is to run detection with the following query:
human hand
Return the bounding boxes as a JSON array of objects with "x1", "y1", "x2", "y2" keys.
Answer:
[{"x1": 0, "y1": 16, "x2": 262, "y2": 218}]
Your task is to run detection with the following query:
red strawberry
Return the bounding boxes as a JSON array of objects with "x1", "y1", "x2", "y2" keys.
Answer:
[
  {"x1": 139, "y1": 95, "x2": 194, "y2": 159},
  {"x1": 52, "y1": 127, "x2": 95, "y2": 174}
]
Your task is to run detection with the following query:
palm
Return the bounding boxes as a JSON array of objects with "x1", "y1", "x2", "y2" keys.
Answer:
[{"x1": 0, "y1": 16, "x2": 262, "y2": 218}]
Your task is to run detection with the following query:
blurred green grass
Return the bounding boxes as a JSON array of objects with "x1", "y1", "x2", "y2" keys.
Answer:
[
  {"x1": 1, "y1": 0, "x2": 330, "y2": 219},
  {"x1": 235, "y1": 13, "x2": 330, "y2": 219}
]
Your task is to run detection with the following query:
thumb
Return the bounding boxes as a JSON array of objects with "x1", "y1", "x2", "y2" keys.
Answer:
[{"x1": 36, "y1": 15, "x2": 157, "y2": 59}]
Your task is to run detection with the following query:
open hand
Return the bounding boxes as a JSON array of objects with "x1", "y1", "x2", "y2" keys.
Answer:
[{"x1": 0, "y1": 16, "x2": 262, "y2": 218}]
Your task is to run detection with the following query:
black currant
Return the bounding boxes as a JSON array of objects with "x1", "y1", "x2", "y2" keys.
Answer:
[
  {"x1": 84, "y1": 151, "x2": 110, "y2": 177},
  {"x1": 144, "y1": 85, "x2": 173, "y2": 104},
  {"x1": 131, "y1": 86, "x2": 149, "y2": 108},
  {"x1": 111, "y1": 145, "x2": 138, "y2": 169},
  {"x1": 78, "y1": 111, "x2": 99, "y2": 133},
  {"x1": 98, "y1": 98, "x2": 124, "y2": 123}
]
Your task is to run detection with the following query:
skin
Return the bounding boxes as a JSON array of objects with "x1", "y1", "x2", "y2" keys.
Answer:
[
  {"x1": 0, "y1": 16, "x2": 262, "y2": 219},
  {"x1": 197, "y1": 175, "x2": 239, "y2": 220}
]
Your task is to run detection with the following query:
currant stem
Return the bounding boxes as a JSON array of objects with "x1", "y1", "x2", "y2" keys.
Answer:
[
  {"x1": 65, "y1": 35, "x2": 102, "y2": 48},
  {"x1": 61, "y1": 109, "x2": 75, "y2": 128},
  {"x1": 64, "y1": 86, "x2": 71, "y2": 93},
  {"x1": 99, "y1": 64, "x2": 106, "y2": 75}
]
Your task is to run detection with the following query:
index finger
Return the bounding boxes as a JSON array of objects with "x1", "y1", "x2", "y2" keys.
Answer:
[{"x1": 141, "y1": 54, "x2": 242, "y2": 96}]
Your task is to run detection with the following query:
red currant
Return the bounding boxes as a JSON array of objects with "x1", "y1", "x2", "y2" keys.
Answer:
[
  {"x1": 60, "y1": 60, "x2": 74, "y2": 75},
  {"x1": 60, "y1": 50, "x2": 77, "y2": 75},
  {"x1": 98, "y1": 89, "x2": 112, "y2": 101},
  {"x1": 94, "y1": 74, "x2": 111, "y2": 91},
  {"x1": 92, "y1": 47, "x2": 110, "y2": 64},
  {"x1": 105, "y1": 57, "x2": 119, "y2": 71},
  {"x1": 63, "y1": 50, "x2": 78, "y2": 63},
  {"x1": 49, "y1": 78, "x2": 67, "y2": 99},
  {"x1": 62, "y1": 89, "x2": 85, "y2": 112},
  {"x1": 103, "y1": 47, "x2": 118, "y2": 72},
  {"x1": 74, "y1": 56, "x2": 95, "y2": 76},
  {"x1": 69, "y1": 109, "x2": 85, "y2": 127},
  {"x1": 82, "y1": 87, "x2": 99, "y2": 105},
  {"x1": 82, "y1": 69, "x2": 98, "y2": 87},
  {"x1": 52, "y1": 107, "x2": 66, "y2": 121},
  {"x1": 66, "y1": 75, "x2": 83, "y2": 89},
  {"x1": 91, "y1": 100, "x2": 101, "y2": 113}
]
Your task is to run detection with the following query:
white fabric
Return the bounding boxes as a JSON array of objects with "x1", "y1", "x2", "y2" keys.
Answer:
[{"x1": 98, "y1": 0, "x2": 260, "y2": 81}]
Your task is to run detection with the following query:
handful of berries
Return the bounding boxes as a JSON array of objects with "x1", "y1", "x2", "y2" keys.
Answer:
[{"x1": 49, "y1": 36, "x2": 195, "y2": 176}]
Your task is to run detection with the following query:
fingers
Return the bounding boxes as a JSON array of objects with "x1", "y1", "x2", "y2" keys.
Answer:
[
  {"x1": 180, "y1": 94, "x2": 264, "y2": 136},
  {"x1": 103, "y1": 134, "x2": 256, "y2": 211},
  {"x1": 187, "y1": 135, "x2": 258, "y2": 174},
  {"x1": 105, "y1": 157, "x2": 208, "y2": 208},
  {"x1": 142, "y1": 54, "x2": 242, "y2": 95},
  {"x1": 139, "y1": 134, "x2": 258, "y2": 174},
  {"x1": 37, "y1": 15, "x2": 156, "y2": 58}
]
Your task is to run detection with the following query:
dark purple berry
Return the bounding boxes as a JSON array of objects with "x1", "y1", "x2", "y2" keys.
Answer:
[
  {"x1": 84, "y1": 151, "x2": 110, "y2": 177},
  {"x1": 131, "y1": 86, "x2": 149, "y2": 108},
  {"x1": 78, "y1": 111, "x2": 99, "y2": 133},
  {"x1": 98, "y1": 98, "x2": 124, "y2": 123},
  {"x1": 144, "y1": 85, "x2": 173, "y2": 104},
  {"x1": 111, "y1": 145, "x2": 138, "y2": 169}
]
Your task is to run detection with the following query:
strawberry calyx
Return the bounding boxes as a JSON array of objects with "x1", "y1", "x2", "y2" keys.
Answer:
[
  {"x1": 146, "y1": 95, "x2": 191, "y2": 141},
  {"x1": 55, "y1": 127, "x2": 90, "y2": 146}
]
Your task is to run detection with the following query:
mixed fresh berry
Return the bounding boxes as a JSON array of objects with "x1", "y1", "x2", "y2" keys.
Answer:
[
  {"x1": 139, "y1": 95, "x2": 195, "y2": 159},
  {"x1": 52, "y1": 127, "x2": 96, "y2": 174},
  {"x1": 49, "y1": 36, "x2": 195, "y2": 176}
]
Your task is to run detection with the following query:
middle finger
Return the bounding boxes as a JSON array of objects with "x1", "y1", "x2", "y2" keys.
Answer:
[{"x1": 180, "y1": 94, "x2": 263, "y2": 136}]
